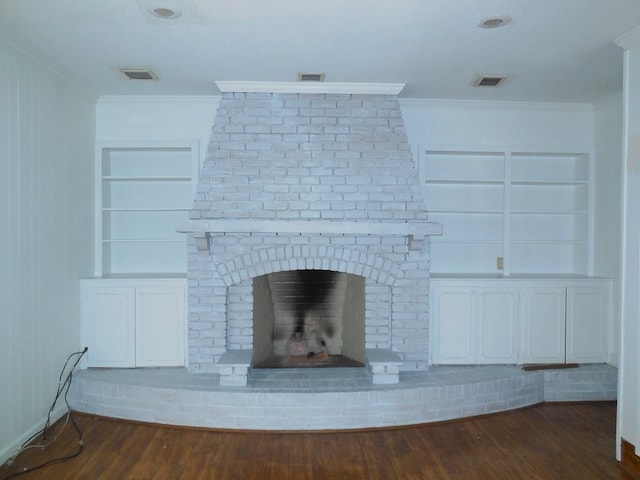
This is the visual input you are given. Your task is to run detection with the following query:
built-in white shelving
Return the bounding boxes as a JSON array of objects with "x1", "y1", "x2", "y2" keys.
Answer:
[
  {"x1": 421, "y1": 147, "x2": 593, "y2": 275},
  {"x1": 95, "y1": 142, "x2": 198, "y2": 276}
]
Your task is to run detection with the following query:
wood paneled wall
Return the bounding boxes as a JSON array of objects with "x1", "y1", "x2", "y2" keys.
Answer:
[{"x1": 0, "y1": 39, "x2": 95, "y2": 463}]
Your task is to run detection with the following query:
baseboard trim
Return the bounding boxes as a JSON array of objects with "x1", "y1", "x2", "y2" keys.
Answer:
[
  {"x1": 621, "y1": 438, "x2": 640, "y2": 475},
  {"x1": 0, "y1": 405, "x2": 68, "y2": 466}
]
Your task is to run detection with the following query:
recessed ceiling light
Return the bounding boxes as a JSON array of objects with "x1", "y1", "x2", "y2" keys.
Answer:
[
  {"x1": 479, "y1": 15, "x2": 512, "y2": 28},
  {"x1": 150, "y1": 6, "x2": 182, "y2": 19}
]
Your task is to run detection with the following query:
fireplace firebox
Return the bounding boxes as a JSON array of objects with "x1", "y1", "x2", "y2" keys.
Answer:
[{"x1": 253, "y1": 269, "x2": 365, "y2": 368}]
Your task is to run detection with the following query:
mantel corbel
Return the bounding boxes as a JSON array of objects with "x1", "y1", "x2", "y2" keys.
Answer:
[{"x1": 193, "y1": 231, "x2": 210, "y2": 255}]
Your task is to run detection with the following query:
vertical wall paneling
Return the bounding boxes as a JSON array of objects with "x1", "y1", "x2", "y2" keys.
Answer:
[
  {"x1": 0, "y1": 40, "x2": 96, "y2": 464},
  {"x1": 593, "y1": 95, "x2": 624, "y2": 366},
  {"x1": 0, "y1": 45, "x2": 12, "y2": 455},
  {"x1": 616, "y1": 29, "x2": 640, "y2": 461}
]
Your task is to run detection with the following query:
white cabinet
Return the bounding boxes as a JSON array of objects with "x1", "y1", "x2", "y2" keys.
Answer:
[
  {"x1": 431, "y1": 286, "x2": 476, "y2": 363},
  {"x1": 82, "y1": 286, "x2": 136, "y2": 367},
  {"x1": 520, "y1": 287, "x2": 567, "y2": 364},
  {"x1": 477, "y1": 288, "x2": 519, "y2": 363},
  {"x1": 81, "y1": 278, "x2": 186, "y2": 367},
  {"x1": 96, "y1": 142, "x2": 198, "y2": 276},
  {"x1": 519, "y1": 282, "x2": 610, "y2": 364},
  {"x1": 566, "y1": 286, "x2": 609, "y2": 363},
  {"x1": 135, "y1": 286, "x2": 187, "y2": 367},
  {"x1": 430, "y1": 277, "x2": 610, "y2": 366},
  {"x1": 421, "y1": 148, "x2": 592, "y2": 276},
  {"x1": 431, "y1": 282, "x2": 518, "y2": 364}
]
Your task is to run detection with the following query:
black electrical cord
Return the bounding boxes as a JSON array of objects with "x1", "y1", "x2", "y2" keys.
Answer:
[{"x1": 1, "y1": 347, "x2": 88, "y2": 480}]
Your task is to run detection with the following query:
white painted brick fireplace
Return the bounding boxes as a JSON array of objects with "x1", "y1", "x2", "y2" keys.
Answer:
[{"x1": 179, "y1": 82, "x2": 442, "y2": 380}]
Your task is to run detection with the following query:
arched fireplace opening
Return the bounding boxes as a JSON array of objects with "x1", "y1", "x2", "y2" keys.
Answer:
[{"x1": 253, "y1": 269, "x2": 365, "y2": 368}]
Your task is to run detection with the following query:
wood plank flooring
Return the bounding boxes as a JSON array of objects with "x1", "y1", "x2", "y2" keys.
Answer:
[{"x1": 1, "y1": 402, "x2": 638, "y2": 480}]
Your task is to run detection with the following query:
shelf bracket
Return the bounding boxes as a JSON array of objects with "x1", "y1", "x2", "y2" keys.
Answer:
[
  {"x1": 408, "y1": 234, "x2": 426, "y2": 252},
  {"x1": 193, "y1": 232, "x2": 210, "y2": 255}
]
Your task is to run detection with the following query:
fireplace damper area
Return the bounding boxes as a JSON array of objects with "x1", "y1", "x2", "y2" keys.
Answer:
[{"x1": 253, "y1": 269, "x2": 365, "y2": 368}]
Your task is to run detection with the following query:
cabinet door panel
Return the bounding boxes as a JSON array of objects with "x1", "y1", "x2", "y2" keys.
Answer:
[
  {"x1": 135, "y1": 286, "x2": 186, "y2": 367},
  {"x1": 566, "y1": 286, "x2": 608, "y2": 363},
  {"x1": 82, "y1": 287, "x2": 135, "y2": 367},
  {"x1": 477, "y1": 289, "x2": 518, "y2": 363},
  {"x1": 431, "y1": 287, "x2": 475, "y2": 364},
  {"x1": 521, "y1": 288, "x2": 566, "y2": 363}
]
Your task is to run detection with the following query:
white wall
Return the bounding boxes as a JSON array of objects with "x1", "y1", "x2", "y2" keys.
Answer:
[
  {"x1": 400, "y1": 98, "x2": 594, "y2": 148},
  {"x1": 96, "y1": 96, "x2": 220, "y2": 168},
  {"x1": 97, "y1": 96, "x2": 596, "y2": 175},
  {"x1": 594, "y1": 95, "x2": 624, "y2": 366},
  {"x1": 616, "y1": 26, "x2": 640, "y2": 459},
  {"x1": 0, "y1": 40, "x2": 95, "y2": 463}
]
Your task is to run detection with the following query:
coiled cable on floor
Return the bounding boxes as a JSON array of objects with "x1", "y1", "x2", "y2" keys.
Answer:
[{"x1": 1, "y1": 347, "x2": 88, "y2": 479}]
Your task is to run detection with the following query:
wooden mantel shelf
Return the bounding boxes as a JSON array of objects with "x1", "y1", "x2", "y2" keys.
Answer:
[{"x1": 177, "y1": 219, "x2": 442, "y2": 253}]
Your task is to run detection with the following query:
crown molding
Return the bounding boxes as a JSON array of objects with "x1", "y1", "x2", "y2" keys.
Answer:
[
  {"x1": 97, "y1": 95, "x2": 220, "y2": 105},
  {"x1": 1, "y1": 35, "x2": 97, "y2": 101},
  {"x1": 399, "y1": 97, "x2": 594, "y2": 112},
  {"x1": 215, "y1": 81, "x2": 405, "y2": 95},
  {"x1": 616, "y1": 25, "x2": 640, "y2": 49}
]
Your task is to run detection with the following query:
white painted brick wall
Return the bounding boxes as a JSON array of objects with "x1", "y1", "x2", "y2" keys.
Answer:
[{"x1": 187, "y1": 92, "x2": 431, "y2": 373}]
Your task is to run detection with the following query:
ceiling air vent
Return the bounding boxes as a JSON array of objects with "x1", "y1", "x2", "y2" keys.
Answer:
[
  {"x1": 119, "y1": 68, "x2": 159, "y2": 80},
  {"x1": 474, "y1": 75, "x2": 507, "y2": 87},
  {"x1": 297, "y1": 72, "x2": 325, "y2": 82}
]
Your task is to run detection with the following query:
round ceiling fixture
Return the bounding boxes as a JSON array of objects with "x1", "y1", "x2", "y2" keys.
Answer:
[
  {"x1": 479, "y1": 15, "x2": 512, "y2": 28},
  {"x1": 151, "y1": 6, "x2": 182, "y2": 19}
]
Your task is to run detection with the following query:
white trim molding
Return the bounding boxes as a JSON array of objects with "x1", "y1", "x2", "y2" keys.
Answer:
[{"x1": 215, "y1": 81, "x2": 406, "y2": 95}]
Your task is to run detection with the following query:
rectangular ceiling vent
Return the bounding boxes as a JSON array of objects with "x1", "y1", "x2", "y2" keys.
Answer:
[
  {"x1": 474, "y1": 75, "x2": 507, "y2": 87},
  {"x1": 120, "y1": 68, "x2": 159, "y2": 80},
  {"x1": 297, "y1": 72, "x2": 325, "y2": 82}
]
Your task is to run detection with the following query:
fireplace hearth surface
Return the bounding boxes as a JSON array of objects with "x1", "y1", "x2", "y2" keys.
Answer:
[
  {"x1": 253, "y1": 354, "x2": 364, "y2": 369},
  {"x1": 69, "y1": 364, "x2": 617, "y2": 431}
]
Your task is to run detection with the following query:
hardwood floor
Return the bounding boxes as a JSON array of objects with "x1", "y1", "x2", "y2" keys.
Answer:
[{"x1": 2, "y1": 402, "x2": 637, "y2": 480}]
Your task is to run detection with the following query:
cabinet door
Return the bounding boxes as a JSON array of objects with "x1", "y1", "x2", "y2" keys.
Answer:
[
  {"x1": 82, "y1": 287, "x2": 135, "y2": 367},
  {"x1": 520, "y1": 287, "x2": 566, "y2": 364},
  {"x1": 477, "y1": 288, "x2": 519, "y2": 364},
  {"x1": 431, "y1": 286, "x2": 476, "y2": 364},
  {"x1": 135, "y1": 286, "x2": 186, "y2": 367},
  {"x1": 566, "y1": 286, "x2": 608, "y2": 363}
]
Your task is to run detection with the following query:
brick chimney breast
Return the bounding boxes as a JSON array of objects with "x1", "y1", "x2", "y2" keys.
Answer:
[{"x1": 191, "y1": 92, "x2": 428, "y2": 222}]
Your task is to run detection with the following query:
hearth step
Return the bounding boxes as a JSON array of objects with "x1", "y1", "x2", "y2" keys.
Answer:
[
  {"x1": 253, "y1": 354, "x2": 364, "y2": 369},
  {"x1": 217, "y1": 350, "x2": 253, "y2": 386},
  {"x1": 366, "y1": 349, "x2": 403, "y2": 385}
]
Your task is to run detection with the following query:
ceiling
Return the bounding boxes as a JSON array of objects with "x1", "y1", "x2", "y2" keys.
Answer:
[{"x1": 2, "y1": 0, "x2": 640, "y2": 103}]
